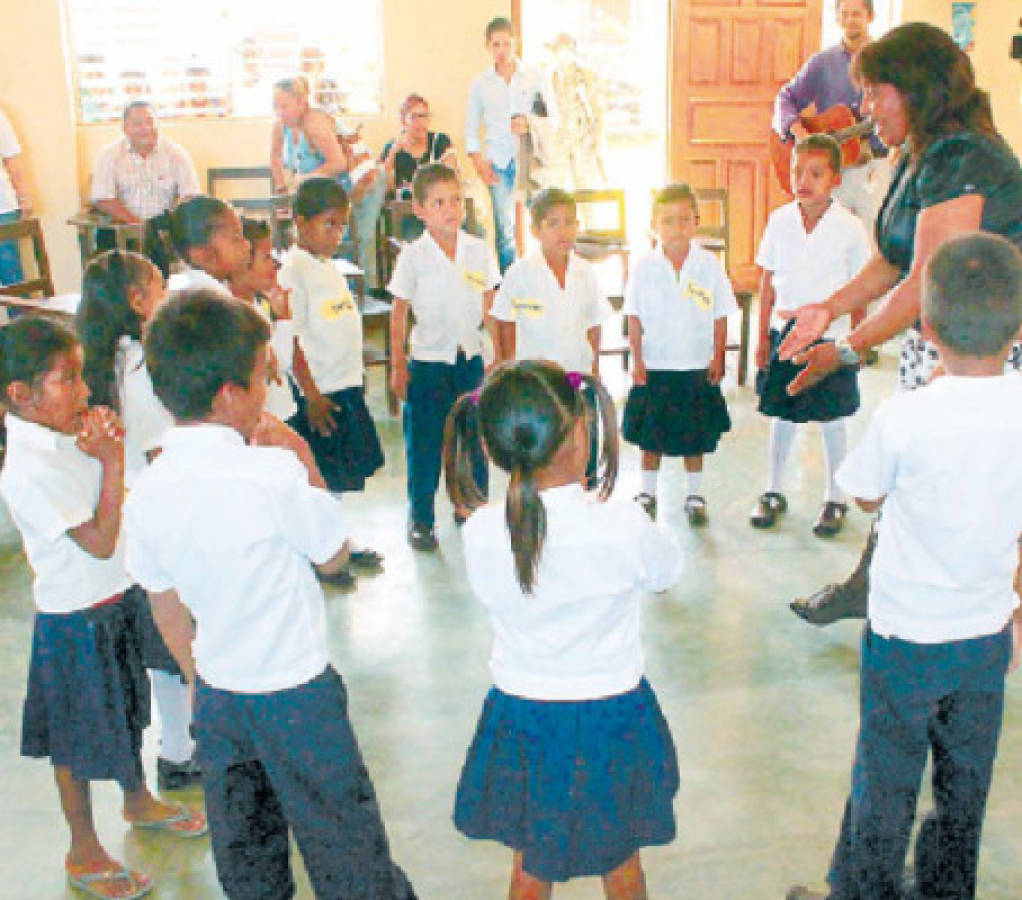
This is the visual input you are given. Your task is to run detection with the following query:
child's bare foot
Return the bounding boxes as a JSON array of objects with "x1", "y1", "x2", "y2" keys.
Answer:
[{"x1": 66, "y1": 852, "x2": 153, "y2": 899}]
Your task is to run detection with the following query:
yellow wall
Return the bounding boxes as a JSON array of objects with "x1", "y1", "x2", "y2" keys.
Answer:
[
  {"x1": 1, "y1": 0, "x2": 506, "y2": 292},
  {"x1": 900, "y1": 0, "x2": 1021, "y2": 153}
]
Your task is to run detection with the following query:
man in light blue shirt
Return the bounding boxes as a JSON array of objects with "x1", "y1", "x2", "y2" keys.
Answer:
[{"x1": 465, "y1": 17, "x2": 548, "y2": 273}]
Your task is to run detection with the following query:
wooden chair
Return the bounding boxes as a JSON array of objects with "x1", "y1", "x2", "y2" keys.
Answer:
[
  {"x1": 0, "y1": 218, "x2": 55, "y2": 300},
  {"x1": 693, "y1": 187, "x2": 753, "y2": 386},
  {"x1": 572, "y1": 189, "x2": 630, "y2": 369}
]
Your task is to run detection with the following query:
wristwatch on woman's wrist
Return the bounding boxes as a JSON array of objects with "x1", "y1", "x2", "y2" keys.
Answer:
[{"x1": 836, "y1": 337, "x2": 862, "y2": 366}]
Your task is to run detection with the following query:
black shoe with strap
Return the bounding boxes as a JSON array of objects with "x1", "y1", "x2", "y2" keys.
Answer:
[
  {"x1": 812, "y1": 501, "x2": 848, "y2": 538},
  {"x1": 750, "y1": 491, "x2": 787, "y2": 528}
]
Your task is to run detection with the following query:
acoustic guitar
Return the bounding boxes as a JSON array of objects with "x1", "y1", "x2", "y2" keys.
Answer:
[{"x1": 769, "y1": 104, "x2": 876, "y2": 194}]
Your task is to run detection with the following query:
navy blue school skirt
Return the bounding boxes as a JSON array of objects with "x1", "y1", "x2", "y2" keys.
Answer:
[
  {"x1": 454, "y1": 678, "x2": 679, "y2": 882},
  {"x1": 291, "y1": 384, "x2": 385, "y2": 493},
  {"x1": 21, "y1": 586, "x2": 150, "y2": 791},
  {"x1": 757, "y1": 322, "x2": 859, "y2": 423},
  {"x1": 622, "y1": 368, "x2": 731, "y2": 456}
]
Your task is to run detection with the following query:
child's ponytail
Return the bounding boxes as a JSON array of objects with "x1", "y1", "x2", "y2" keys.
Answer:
[
  {"x1": 506, "y1": 462, "x2": 546, "y2": 593},
  {"x1": 576, "y1": 372, "x2": 619, "y2": 501},
  {"x1": 443, "y1": 392, "x2": 487, "y2": 513}
]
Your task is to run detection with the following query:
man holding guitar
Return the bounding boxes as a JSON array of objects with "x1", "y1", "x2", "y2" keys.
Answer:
[{"x1": 772, "y1": 0, "x2": 891, "y2": 235}]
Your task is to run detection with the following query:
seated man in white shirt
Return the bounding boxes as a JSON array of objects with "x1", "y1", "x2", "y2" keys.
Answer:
[{"x1": 91, "y1": 101, "x2": 200, "y2": 273}]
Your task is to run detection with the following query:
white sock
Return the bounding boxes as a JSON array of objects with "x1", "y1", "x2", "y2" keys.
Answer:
[
  {"x1": 640, "y1": 468, "x2": 658, "y2": 496},
  {"x1": 685, "y1": 470, "x2": 702, "y2": 496},
  {"x1": 151, "y1": 669, "x2": 195, "y2": 764},
  {"x1": 766, "y1": 418, "x2": 796, "y2": 494},
  {"x1": 821, "y1": 419, "x2": 848, "y2": 503}
]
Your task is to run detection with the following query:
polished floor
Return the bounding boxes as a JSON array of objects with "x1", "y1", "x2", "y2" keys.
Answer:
[{"x1": 2, "y1": 349, "x2": 1021, "y2": 899}]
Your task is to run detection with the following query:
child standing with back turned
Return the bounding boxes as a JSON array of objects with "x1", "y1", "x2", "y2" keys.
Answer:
[
  {"x1": 788, "y1": 232, "x2": 1022, "y2": 900},
  {"x1": 445, "y1": 360, "x2": 683, "y2": 899},
  {"x1": 389, "y1": 162, "x2": 500, "y2": 550},
  {"x1": 622, "y1": 183, "x2": 736, "y2": 526}
]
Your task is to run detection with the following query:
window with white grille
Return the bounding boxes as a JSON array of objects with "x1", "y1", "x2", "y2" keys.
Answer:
[{"x1": 66, "y1": 0, "x2": 384, "y2": 123}]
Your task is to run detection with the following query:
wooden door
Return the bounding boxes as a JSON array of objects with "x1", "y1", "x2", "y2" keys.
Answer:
[{"x1": 670, "y1": 0, "x2": 821, "y2": 290}]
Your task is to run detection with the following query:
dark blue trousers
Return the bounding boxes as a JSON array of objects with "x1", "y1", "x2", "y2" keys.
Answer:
[
  {"x1": 194, "y1": 666, "x2": 415, "y2": 900},
  {"x1": 404, "y1": 351, "x2": 487, "y2": 527},
  {"x1": 826, "y1": 624, "x2": 1010, "y2": 900}
]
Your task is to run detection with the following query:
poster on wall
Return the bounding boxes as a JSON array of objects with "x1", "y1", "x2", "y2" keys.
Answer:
[{"x1": 951, "y1": 1, "x2": 976, "y2": 52}]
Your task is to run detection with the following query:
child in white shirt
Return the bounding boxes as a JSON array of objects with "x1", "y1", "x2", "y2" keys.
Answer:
[
  {"x1": 388, "y1": 163, "x2": 500, "y2": 550},
  {"x1": 622, "y1": 184, "x2": 737, "y2": 526},
  {"x1": 788, "y1": 232, "x2": 1022, "y2": 900},
  {"x1": 444, "y1": 359, "x2": 682, "y2": 897},
  {"x1": 0, "y1": 317, "x2": 206, "y2": 899},
  {"x1": 123, "y1": 291, "x2": 415, "y2": 899},
  {"x1": 752, "y1": 135, "x2": 869, "y2": 537}
]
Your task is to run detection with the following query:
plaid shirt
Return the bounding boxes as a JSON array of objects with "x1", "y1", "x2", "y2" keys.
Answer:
[{"x1": 91, "y1": 136, "x2": 199, "y2": 220}]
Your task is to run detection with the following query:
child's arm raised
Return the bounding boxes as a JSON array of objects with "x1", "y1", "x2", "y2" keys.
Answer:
[
  {"x1": 70, "y1": 407, "x2": 126, "y2": 559},
  {"x1": 148, "y1": 588, "x2": 196, "y2": 684},
  {"x1": 390, "y1": 297, "x2": 411, "y2": 401}
]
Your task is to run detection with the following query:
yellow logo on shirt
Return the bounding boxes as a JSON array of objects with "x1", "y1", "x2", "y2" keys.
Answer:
[
  {"x1": 511, "y1": 297, "x2": 545, "y2": 318},
  {"x1": 685, "y1": 280, "x2": 712, "y2": 310},
  {"x1": 463, "y1": 269, "x2": 487, "y2": 292},
  {"x1": 319, "y1": 293, "x2": 356, "y2": 321}
]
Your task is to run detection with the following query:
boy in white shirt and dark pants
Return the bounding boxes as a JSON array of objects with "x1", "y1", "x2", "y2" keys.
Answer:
[
  {"x1": 389, "y1": 164, "x2": 500, "y2": 550},
  {"x1": 789, "y1": 232, "x2": 1022, "y2": 900},
  {"x1": 124, "y1": 291, "x2": 415, "y2": 899}
]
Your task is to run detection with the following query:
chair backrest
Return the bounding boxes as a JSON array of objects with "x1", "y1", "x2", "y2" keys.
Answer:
[
  {"x1": 572, "y1": 189, "x2": 627, "y2": 243},
  {"x1": 693, "y1": 187, "x2": 730, "y2": 275},
  {"x1": 208, "y1": 166, "x2": 293, "y2": 251},
  {"x1": 0, "y1": 218, "x2": 55, "y2": 299}
]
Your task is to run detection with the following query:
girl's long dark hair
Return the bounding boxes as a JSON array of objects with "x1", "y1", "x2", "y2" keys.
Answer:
[
  {"x1": 443, "y1": 360, "x2": 619, "y2": 593},
  {"x1": 76, "y1": 249, "x2": 153, "y2": 412}
]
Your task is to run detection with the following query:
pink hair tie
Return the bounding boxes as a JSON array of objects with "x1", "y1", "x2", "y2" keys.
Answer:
[
  {"x1": 565, "y1": 371, "x2": 585, "y2": 391},
  {"x1": 469, "y1": 387, "x2": 482, "y2": 405}
]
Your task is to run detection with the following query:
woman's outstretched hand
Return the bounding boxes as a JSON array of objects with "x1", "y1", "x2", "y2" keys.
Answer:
[
  {"x1": 777, "y1": 303, "x2": 834, "y2": 361},
  {"x1": 785, "y1": 342, "x2": 842, "y2": 396}
]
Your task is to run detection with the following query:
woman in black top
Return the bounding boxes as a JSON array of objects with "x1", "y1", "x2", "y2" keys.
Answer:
[
  {"x1": 381, "y1": 94, "x2": 458, "y2": 199},
  {"x1": 781, "y1": 23, "x2": 1022, "y2": 627}
]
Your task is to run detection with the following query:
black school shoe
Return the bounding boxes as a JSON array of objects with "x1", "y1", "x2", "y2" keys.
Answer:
[
  {"x1": 348, "y1": 549, "x2": 384, "y2": 571},
  {"x1": 812, "y1": 501, "x2": 848, "y2": 538},
  {"x1": 157, "y1": 754, "x2": 202, "y2": 792},
  {"x1": 316, "y1": 567, "x2": 357, "y2": 589},
  {"x1": 749, "y1": 492, "x2": 787, "y2": 528},
  {"x1": 407, "y1": 521, "x2": 438, "y2": 552},
  {"x1": 684, "y1": 495, "x2": 708, "y2": 527}
]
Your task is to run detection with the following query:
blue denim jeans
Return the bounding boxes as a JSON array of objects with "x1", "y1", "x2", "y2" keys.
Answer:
[
  {"x1": 826, "y1": 624, "x2": 1010, "y2": 899},
  {"x1": 0, "y1": 210, "x2": 24, "y2": 286},
  {"x1": 487, "y1": 160, "x2": 516, "y2": 274}
]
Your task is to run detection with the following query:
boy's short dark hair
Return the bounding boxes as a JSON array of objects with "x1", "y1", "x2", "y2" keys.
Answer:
[
  {"x1": 794, "y1": 134, "x2": 842, "y2": 175},
  {"x1": 169, "y1": 196, "x2": 232, "y2": 258},
  {"x1": 144, "y1": 290, "x2": 271, "y2": 421},
  {"x1": 0, "y1": 316, "x2": 77, "y2": 397},
  {"x1": 122, "y1": 100, "x2": 155, "y2": 123},
  {"x1": 652, "y1": 183, "x2": 700, "y2": 218},
  {"x1": 923, "y1": 232, "x2": 1022, "y2": 358},
  {"x1": 485, "y1": 16, "x2": 514, "y2": 41},
  {"x1": 412, "y1": 163, "x2": 459, "y2": 206},
  {"x1": 292, "y1": 177, "x2": 349, "y2": 220},
  {"x1": 529, "y1": 188, "x2": 576, "y2": 228},
  {"x1": 837, "y1": 0, "x2": 874, "y2": 16},
  {"x1": 240, "y1": 216, "x2": 270, "y2": 247}
]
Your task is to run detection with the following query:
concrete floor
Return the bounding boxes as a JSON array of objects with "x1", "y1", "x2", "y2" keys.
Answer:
[{"x1": 2, "y1": 351, "x2": 1021, "y2": 899}]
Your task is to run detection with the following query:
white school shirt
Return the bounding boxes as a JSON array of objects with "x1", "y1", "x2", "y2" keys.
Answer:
[
  {"x1": 116, "y1": 336, "x2": 173, "y2": 487},
  {"x1": 278, "y1": 247, "x2": 363, "y2": 394},
  {"x1": 491, "y1": 251, "x2": 612, "y2": 373},
  {"x1": 0, "y1": 415, "x2": 131, "y2": 613},
  {"x1": 756, "y1": 200, "x2": 869, "y2": 338},
  {"x1": 388, "y1": 230, "x2": 500, "y2": 363},
  {"x1": 168, "y1": 267, "x2": 234, "y2": 298},
  {"x1": 124, "y1": 424, "x2": 349, "y2": 693},
  {"x1": 0, "y1": 109, "x2": 22, "y2": 214},
  {"x1": 622, "y1": 244, "x2": 738, "y2": 371},
  {"x1": 836, "y1": 375, "x2": 1022, "y2": 644},
  {"x1": 463, "y1": 484, "x2": 683, "y2": 700},
  {"x1": 465, "y1": 59, "x2": 549, "y2": 168},
  {"x1": 91, "y1": 136, "x2": 200, "y2": 220}
]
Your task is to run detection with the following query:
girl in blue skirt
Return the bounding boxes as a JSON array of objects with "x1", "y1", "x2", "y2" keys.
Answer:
[
  {"x1": 444, "y1": 360, "x2": 683, "y2": 898},
  {"x1": 0, "y1": 318, "x2": 206, "y2": 900}
]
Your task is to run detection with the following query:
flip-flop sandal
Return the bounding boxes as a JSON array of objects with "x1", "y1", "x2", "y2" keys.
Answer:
[
  {"x1": 130, "y1": 803, "x2": 208, "y2": 838},
  {"x1": 349, "y1": 549, "x2": 383, "y2": 569},
  {"x1": 66, "y1": 860, "x2": 153, "y2": 900}
]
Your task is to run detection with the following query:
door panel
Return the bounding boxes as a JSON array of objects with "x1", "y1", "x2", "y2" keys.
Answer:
[{"x1": 671, "y1": 0, "x2": 821, "y2": 289}]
